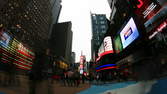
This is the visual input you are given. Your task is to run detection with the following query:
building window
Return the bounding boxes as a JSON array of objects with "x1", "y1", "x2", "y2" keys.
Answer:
[
  {"x1": 100, "y1": 17, "x2": 104, "y2": 20},
  {"x1": 100, "y1": 21, "x2": 105, "y2": 24},
  {"x1": 102, "y1": 30, "x2": 106, "y2": 33},
  {"x1": 101, "y1": 25, "x2": 106, "y2": 29}
]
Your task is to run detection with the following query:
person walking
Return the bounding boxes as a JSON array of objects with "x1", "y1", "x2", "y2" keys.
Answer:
[
  {"x1": 67, "y1": 70, "x2": 74, "y2": 86},
  {"x1": 73, "y1": 70, "x2": 80, "y2": 87}
]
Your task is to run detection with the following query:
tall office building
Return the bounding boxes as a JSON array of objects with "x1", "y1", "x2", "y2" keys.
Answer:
[
  {"x1": 49, "y1": 0, "x2": 62, "y2": 38},
  {"x1": 0, "y1": 0, "x2": 53, "y2": 72},
  {"x1": 49, "y1": 21, "x2": 73, "y2": 64},
  {"x1": 91, "y1": 13, "x2": 108, "y2": 61},
  {"x1": 0, "y1": 0, "x2": 52, "y2": 52},
  {"x1": 50, "y1": 0, "x2": 62, "y2": 24},
  {"x1": 0, "y1": 0, "x2": 7, "y2": 10},
  {"x1": 71, "y1": 52, "x2": 76, "y2": 64}
]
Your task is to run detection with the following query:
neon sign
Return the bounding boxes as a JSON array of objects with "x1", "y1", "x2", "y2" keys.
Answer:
[
  {"x1": 149, "y1": 19, "x2": 167, "y2": 39},
  {"x1": 96, "y1": 66, "x2": 118, "y2": 72},
  {"x1": 96, "y1": 64, "x2": 116, "y2": 70},
  {"x1": 137, "y1": 0, "x2": 144, "y2": 8},
  {"x1": 157, "y1": 20, "x2": 167, "y2": 32},
  {"x1": 0, "y1": 38, "x2": 35, "y2": 70},
  {"x1": 143, "y1": 2, "x2": 157, "y2": 18},
  {"x1": 134, "y1": 0, "x2": 161, "y2": 22}
]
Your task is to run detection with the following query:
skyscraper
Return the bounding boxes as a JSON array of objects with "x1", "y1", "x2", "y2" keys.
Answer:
[
  {"x1": 71, "y1": 52, "x2": 76, "y2": 64},
  {"x1": 49, "y1": 0, "x2": 62, "y2": 38},
  {"x1": 49, "y1": 21, "x2": 73, "y2": 64},
  {"x1": 0, "y1": 0, "x2": 52, "y2": 52},
  {"x1": 0, "y1": 0, "x2": 61, "y2": 73},
  {"x1": 50, "y1": 0, "x2": 62, "y2": 24},
  {"x1": 91, "y1": 13, "x2": 108, "y2": 61}
]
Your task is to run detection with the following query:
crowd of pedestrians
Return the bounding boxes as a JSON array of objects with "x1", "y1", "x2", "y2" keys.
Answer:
[{"x1": 61, "y1": 70, "x2": 81, "y2": 87}]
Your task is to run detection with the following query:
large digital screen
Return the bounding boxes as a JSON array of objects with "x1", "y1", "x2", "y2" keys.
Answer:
[
  {"x1": 120, "y1": 17, "x2": 139, "y2": 49},
  {"x1": 114, "y1": 35, "x2": 123, "y2": 53},
  {"x1": 0, "y1": 31, "x2": 11, "y2": 48}
]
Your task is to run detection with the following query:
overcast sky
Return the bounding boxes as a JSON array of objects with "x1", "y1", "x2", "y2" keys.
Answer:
[{"x1": 59, "y1": 0, "x2": 111, "y2": 62}]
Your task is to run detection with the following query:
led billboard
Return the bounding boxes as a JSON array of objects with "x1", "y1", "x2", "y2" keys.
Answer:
[
  {"x1": 0, "y1": 31, "x2": 11, "y2": 48},
  {"x1": 96, "y1": 36, "x2": 114, "y2": 61},
  {"x1": 120, "y1": 17, "x2": 139, "y2": 49},
  {"x1": 98, "y1": 36, "x2": 114, "y2": 57},
  {"x1": 114, "y1": 35, "x2": 123, "y2": 53},
  {"x1": 0, "y1": 38, "x2": 34, "y2": 70},
  {"x1": 104, "y1": 36, "x2": 113, "y2": 52}
]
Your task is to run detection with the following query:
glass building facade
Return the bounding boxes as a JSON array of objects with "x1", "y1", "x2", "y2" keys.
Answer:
[{"x1": 91, "y1": 14, "x2": 108, "y2": 61}]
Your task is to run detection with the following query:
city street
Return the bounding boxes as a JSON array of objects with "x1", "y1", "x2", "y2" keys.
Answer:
[
  {"x1": 0, "y1": 74, "x2": 167, "y2": 94},
  {"x1": 0, "y1": 0, "x2": 167, "y2": 94},
  {"x1": 0, "y1": 80, "x2": 90, "y2": 94}
]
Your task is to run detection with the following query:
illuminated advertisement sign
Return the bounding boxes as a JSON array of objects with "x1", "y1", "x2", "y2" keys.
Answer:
[
  {"x1": 80, "y1": 55, "x2": 86, "y2": 64},
  {"x1": 149, "y1": 19, "x2": 167, "y2": 39},
  {"x1": 96, "y1": 64, "x2": 116, "y2": 70},
  {"x1": 114, "y1": 35, "x2": 123, "y2": 53},
  {"x1": 120, "y1": 17, "x2": 139, "y2": 49},
  {"x1": 134, "y1": 0, "x2": 162, "y2": 22},
  {"x1": 104, "y1": 36, "x2": 113, "y2": 52},
  {"x1": 0, "y1": 30, "x2": 11, "y2": 48},
  {"x1": 80, "y1": 70, "x2": 83, "y2": 74},
  {"x1": 80, "y1": 64, "x2": 84, "y2": 69},
  {"x1": 0, "y1": 38, "x2": 35, "y2": 70},
  {"x1": 79, "y1": 55, "x2": 85, "y2": 72},
  {"x1": 96, "y1": 64, "x2": 118, "y2": 72},
  {"x1": 96, "y1": 36, "x2": 114, "y2": 61},
  {"x1": 145, "y1": 6, "x2": 167, "y2": 31},
  {"x1": 156, "y1": 19, "x2": 167, "y2": 32}
]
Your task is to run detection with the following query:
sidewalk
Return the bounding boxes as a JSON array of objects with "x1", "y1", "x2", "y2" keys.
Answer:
[
  {"x1": 0, "y1": 80, "x2": 90, "y2": 94},
  {"x1": 0, "y1": 75, "x2": 29, "y2": 94},
  {"x1": 51, "y1": 81, "x2": 91, "y2": 94}
]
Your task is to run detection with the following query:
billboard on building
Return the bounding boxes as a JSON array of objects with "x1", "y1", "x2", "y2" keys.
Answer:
[
  {"x1": 114, "y1": 35, "x2": 123, "y2": 53},
  {"x1": 96, "y1": 36, "x2": 114, "y2": 61},
  {"x1": 0, "y1": 30, "x2": 11, "y2": 48},
  {"x1": 104, "y1": 36, "x2": 113, "y2": 52},
  {"x1": 0, "y1": 38, "x2": 34, "y2": 70},
  {"x1": 120, "y1": 17, "x2": 139, "y2": 49},
  {"x1": 134, "y1": 0, "x2": 162, "y2": 23}
]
